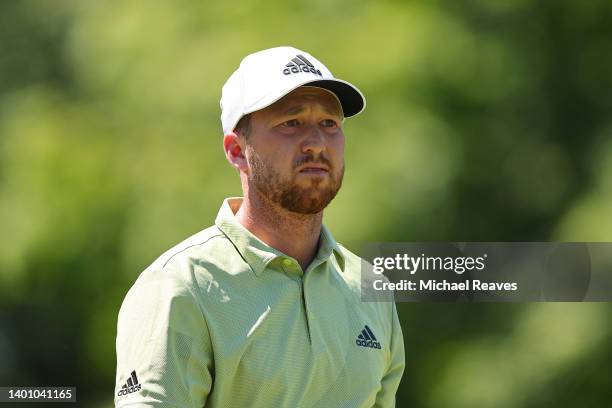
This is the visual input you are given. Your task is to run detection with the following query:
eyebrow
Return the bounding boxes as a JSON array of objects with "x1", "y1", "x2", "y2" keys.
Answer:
[{"x1": 281, "y1": 104, "x2": 342, "y2": 117}]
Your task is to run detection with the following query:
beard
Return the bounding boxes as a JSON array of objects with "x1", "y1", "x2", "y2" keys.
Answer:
[{"x1": 246, "y1": 146, "x2": 344, "y2": 214}]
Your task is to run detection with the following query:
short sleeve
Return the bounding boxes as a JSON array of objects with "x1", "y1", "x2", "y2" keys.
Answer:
[
  {"x1": 115, "y1": 266, "x2": 213, "y2": 407},
  {"x1": 374, "y1": 302, "x2": 405, "y2": 407}
]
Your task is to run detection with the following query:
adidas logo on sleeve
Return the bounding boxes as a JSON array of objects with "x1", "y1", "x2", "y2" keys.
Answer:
[
  {"x1": 283, "y1": 54, "x2": 323, "y2": 77},
  {"x1": 355, "y1": 325, "x2": 382, "y2": 349},
  {"x1": 117, "y1": 370, "x2": 141, "y2": 397}
]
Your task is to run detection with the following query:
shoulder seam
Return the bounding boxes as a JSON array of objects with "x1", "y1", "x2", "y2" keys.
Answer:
[{"x1": 161, "y1": 232, "x2": 226, "y2": 268}]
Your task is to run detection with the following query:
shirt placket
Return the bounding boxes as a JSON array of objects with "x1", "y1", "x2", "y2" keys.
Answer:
[
  {"x1": 280, "y1": 257, "x2": 325, "y2": 352},
  {"x1": 303, "y1": 259, "x2": 327, "y2": 354}
]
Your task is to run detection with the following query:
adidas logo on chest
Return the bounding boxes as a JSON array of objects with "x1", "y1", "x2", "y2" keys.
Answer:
[
  {"x1": 355, "y1": 325, "x2": 382, "y2": 349},
  {"x1": 283, "y1": 54, "x2": 322, "y2": 77}
]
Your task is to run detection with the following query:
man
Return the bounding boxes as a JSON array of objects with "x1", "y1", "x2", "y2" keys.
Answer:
[{"x1": 115, "y1": 46, "x2": 405, "y2": 407}]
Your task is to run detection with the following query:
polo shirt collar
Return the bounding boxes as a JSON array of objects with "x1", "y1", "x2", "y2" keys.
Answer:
[
  {"x1": 318, "y1": 220, "x2": 346, "y2": 272},
  {"x1": 215, "y1": 197, "x2": 345, "y2": 276}
]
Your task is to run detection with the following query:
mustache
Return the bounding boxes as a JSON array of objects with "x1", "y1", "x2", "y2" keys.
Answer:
[{"x1": 293, "y1": 154, "x2": 332, "y2": 169}]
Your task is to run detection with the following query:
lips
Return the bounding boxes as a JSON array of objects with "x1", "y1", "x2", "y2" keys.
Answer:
[{"x1": 298, "y1": 165, "x2": 329, "y2": 174}]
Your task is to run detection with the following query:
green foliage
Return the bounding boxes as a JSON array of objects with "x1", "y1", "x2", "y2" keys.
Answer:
[{"x1": 1, "y1": 0, "x2": 611, "y2": 406}]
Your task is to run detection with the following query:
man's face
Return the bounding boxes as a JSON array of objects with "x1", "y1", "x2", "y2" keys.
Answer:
[{"x1": 244, "y1": 87, "x2": 345, "y2": 214}]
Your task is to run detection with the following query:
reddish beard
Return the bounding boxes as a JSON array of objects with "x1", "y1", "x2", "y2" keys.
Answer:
[{"x1": 247, "y1": 147, "x2": 344, "y2": 214}]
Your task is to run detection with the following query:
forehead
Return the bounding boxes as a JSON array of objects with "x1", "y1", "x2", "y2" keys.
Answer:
[{"x1": 261, "y1": 86, "x2": 343, "y2": 116}]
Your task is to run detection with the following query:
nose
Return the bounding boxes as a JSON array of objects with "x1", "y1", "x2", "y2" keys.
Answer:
[{"x1": 301, "y1": 125, "x2": 325, "y2": 156}]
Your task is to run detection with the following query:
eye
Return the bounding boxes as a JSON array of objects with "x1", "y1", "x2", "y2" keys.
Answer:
[
  {"x1": 281, "y1": 119, "x2": 300, "y2": 127},
  {"x1": 321, "y1": 119, "x2": 339, "y2": 128}
]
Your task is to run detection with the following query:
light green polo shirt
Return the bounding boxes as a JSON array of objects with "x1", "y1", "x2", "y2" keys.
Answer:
[{"x1": 115, "y1": 198, "x2": 405, "y2": 408}]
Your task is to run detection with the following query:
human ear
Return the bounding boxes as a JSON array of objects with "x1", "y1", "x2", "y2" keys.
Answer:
[{"x1": 223, "y1": 132, "x2": 248, "y2": 172}]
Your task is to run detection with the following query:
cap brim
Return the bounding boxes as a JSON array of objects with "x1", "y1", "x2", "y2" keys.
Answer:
[
  {"x1": 304, "y1": 79, "x2": 366, "y2": 118},
  {"x1": 240, "y1": 77, "x2": 366, "y2": 130}
]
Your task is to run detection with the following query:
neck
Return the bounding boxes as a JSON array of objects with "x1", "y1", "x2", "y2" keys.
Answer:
[{"x1": 235, "y1": 189, "x2": 323, "y2": 271}]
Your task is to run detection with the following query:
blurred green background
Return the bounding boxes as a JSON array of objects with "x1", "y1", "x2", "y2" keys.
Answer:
[{"x1": 1, "y1": 0, "x2": 611, "y2": 406}]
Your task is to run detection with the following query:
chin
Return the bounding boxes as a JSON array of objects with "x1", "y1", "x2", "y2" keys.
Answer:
[
  {"x1": 279, "y1": 190, "x2": 334, "y2": 215},
  {"x1": 299, "y1": 190, "x2": 337, "y2": 213},
  {"x1": 294, "y1": 201, "x2": 328, "y2": 215}
]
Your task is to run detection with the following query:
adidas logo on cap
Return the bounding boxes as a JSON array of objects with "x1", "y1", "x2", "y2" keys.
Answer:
[
  {"x1": 355, "y1": 325, "x2": 382, "y2": 349},
  {"x1": 117, "y1": 370, "x2": 141, "y2": 397},
  {"x1": 283, "y1": 54, "x2": 322, "y2": 77}
]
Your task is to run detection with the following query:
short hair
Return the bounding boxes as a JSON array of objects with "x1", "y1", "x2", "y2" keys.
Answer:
[{"x1": 234, "y1": 114, "x2": 252, "y2": 139}]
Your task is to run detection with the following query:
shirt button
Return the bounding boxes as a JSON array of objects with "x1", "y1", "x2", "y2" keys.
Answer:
[{"x1": 282, "y1": 259, "x2": 293, "y2": 267}]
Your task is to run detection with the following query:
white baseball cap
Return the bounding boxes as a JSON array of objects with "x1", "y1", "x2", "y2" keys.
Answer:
[{"x1": 220, "y1": 46, "x2": 366, "y2": 135}]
